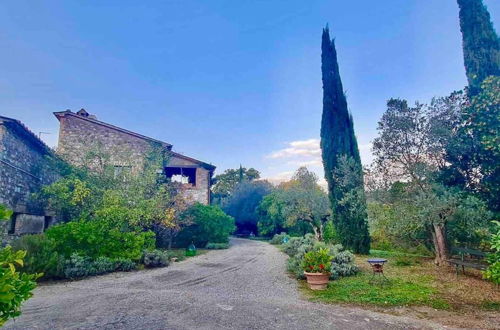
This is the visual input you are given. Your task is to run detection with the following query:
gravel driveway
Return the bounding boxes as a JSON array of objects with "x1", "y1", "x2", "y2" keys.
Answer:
[{"x1": 5, "y1": 238, "x2": 443, "y2": 329}]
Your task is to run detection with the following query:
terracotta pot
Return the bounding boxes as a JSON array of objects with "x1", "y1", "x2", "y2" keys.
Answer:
[{"x1": 304, "y1": 272, "x2": 330, "y2": 290}]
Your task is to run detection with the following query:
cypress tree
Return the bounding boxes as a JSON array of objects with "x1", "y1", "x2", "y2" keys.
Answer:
[
  {"x1": 457, "y1": 0, "x2": 500, "y2": 96},
  {"x1": 320, "y1": 26, "x2": 370, "y2": 254}
]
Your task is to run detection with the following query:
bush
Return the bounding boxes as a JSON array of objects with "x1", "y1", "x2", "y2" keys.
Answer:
[
  {"x1": 174, "y1": 204, "x2": 235, "y2": 247},
  {"x1": 0, "y1": 247, "x2": 39, "y2": 326},
  {"x1": 45, "y1": 220, "x2": 155, "y2": 261},
  {"x1": 205, "y1": 242, "x2": 229, "y2": 249},
  {"x1": 62, "y1": 254, "x2": 95, "y2": 279},
  {"x1": 282, "y1": 234, "x2": 316, "y2": 257},
  {"x1": 11, "y1": 234, "x2": 63, "y2": 279},
  {"x1": 93, "y1": 257, "x2": 116, "y2": 275},
  {"x1": 270, "y1": 232, "x2": 289, "y2": 245},
  {"x1": 284, "y1": 235, "x2": 358, "y2": 280},
  {"x1": 143, "y1": 250, "x2": 170, "y2": 268},
  {"x1": 329, "y1": 244, "x2": 359, "y2": 279},
  {"x1": 484, "y1": 221, "x2": 500, "y2": 284},
  {"x1": 114, "y1": 258, "x2": 136, "y2": 272}
]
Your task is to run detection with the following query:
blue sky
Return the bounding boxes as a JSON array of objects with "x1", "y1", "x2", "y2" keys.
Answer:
[{"x1": 1, "y1": 1, "x2": 499, "y2": 184}]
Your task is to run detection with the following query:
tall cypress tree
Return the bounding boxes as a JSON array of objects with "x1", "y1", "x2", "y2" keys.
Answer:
[
  {"x1": 457, "y1": 0, "x2": 500, "y2": 96},
  {"x1": 320, "y1": 26, "x2": 370, "y2": 254}
]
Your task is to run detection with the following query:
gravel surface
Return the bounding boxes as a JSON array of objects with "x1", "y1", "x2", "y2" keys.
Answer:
[{"x1": 5, "y1": 238, "x2": 445, "y2": 329}]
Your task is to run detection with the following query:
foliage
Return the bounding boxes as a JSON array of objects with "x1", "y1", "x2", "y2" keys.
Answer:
[
  {"x1": 269, "y1": 233, "x2": 290, "y2": 245},
  {"x1": 302, "y1": 248, "x2": 333, "y2": 273},
  {"x1": 484, "y1": 221, "x2": 500, "y2": 284},
  {"x1": 37, "y1": 177, "x2": 92, "y2": 222},
  {"x1": 205, "y1": 242, "x2": 229, "y2": 250},
  {"x1": 224, "y1": 180, "x2": 273, "y2": 234},
  {"x1": 62, "y1": 254, "x2": 95, "y2": 279},
  {"x1": 372, "y1": 93, "x2": 464, "y2": 186},
  {"x1": 142, "y1": 250, "x2": 170, "y2": 268},
  {"x1": 461, "y1": 77, "x2": 500, "y2": 210},
  {"x1": 322, "y1": 221, "x2": 339, "y2": 244},
  {"x1": 282, "y1": 234, "x2": 316, "y2": 257},
  {"x1": 320, "y1": 26, "x2": 370, "y2": 254},
  {"x1": 211, "y1": 166, "x2": 261, "y2": 205},
  {"x1": 457, "y1": 0, "x2": 499, "y2": 96},
  {"x1": 283, "y1": 234, "x2": 358, "y2": 280},
  {"x1": 11, "y1": 234, "x2": 62, "y2": 279},
  {"x1": 332, "y1": 156, "x2": 370, "y2": 254},
  {"x1": 258, "y1": 168, "x2": 330, "y2": 240},
  {"x1": 92, "y1": 257, "x2": 116, "y2": 275},
  {"x1": 174, "y1": 204, "x2": 235, "y2": 247},
  {"x1": 45, "y1": 220, "x2": 155, "y2": 261},
  {"x1": 0, "y1": 205, "x2": 13, "y2": 221},
  {"x1": 114, "y1": 258, "x2": 136, "y2": 272},
  {"x1": 0, "y1": 247, "x2": 39, "y2": 326},
  {"x1": 329, "y1": 244, "x2": 359, "y2": 279}
]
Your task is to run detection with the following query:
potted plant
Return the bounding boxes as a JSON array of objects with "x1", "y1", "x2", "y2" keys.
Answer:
[{"x1": 302, "y1": 248, "x2": 333, "y2": 290}]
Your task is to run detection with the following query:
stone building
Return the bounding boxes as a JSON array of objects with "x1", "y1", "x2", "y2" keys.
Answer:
[
  {"x1": 0, "y1": 115, "x2": 58, "y2": 237},
  {"x1": 54, "y1": 109, "x2": 215, "y2": 204}
]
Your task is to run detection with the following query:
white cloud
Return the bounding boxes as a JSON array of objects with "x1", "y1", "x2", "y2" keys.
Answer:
[
  {"x1": 262, "y1": 138, "x2": 373, "y2": 188},
  {"x1": 267, "y1": 138, "x2": 321, "y2": 159}
]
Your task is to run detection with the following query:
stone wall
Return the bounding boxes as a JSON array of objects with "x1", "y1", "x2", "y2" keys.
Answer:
[
  {"x1": 57, "y1": 114, "x2": 160, "y2": 172},
  {"x1": 0, "y1": 124, "x2": 56, "y2": 214}
]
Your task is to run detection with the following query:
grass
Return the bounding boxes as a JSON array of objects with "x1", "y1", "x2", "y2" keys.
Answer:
[
  {"x1": 310, "y1": 271, "x2": 449, "y2": 309},
  {"x1": 305, "y1": 251, "x2": 500, "y2": 312}
]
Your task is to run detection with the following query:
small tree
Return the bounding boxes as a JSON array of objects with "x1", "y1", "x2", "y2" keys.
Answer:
[{"x1": 258, "y1": 167, "x2": 330, "y2": 240}]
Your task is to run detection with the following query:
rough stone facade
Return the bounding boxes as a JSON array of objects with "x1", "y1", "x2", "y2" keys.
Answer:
[
  {"x1": 54, "y1": 110, "x2": 215, "y2": 205},
  {"x1": 0, "y1": 116, "x2": 58, "y2": 238}
]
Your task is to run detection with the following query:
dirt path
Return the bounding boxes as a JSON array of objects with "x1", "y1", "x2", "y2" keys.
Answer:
[{"x1": 5, "y1": 238, "x2": 444, "y2": 329}]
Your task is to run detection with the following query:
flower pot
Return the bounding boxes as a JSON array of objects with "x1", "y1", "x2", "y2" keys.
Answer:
[{"x1": 304, "y1": 272, "x2": 330, "y2": 290}]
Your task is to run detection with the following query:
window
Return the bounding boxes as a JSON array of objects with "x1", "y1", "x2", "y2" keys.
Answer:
[
  {"x1": 114, "y1": 165, "x2": 131, "y2": 179},
  {"x1": 165, "y1": 167, "x2": 197, "y2": 186}
]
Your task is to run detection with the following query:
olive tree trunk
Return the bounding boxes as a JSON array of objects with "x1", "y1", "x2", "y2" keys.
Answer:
[{"x1": 431, "y1": 223, "x2": 448, "y2": 266}]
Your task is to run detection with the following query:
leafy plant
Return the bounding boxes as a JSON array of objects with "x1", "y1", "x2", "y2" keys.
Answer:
[
  {"x1": 302, "y1": 248, "x2": 333, "y2": 273},
  {"x1": 142, "y1": 250, "x2": 170, "y2": 268},
  {"x1": 175, "y1": 204, "x2": 235, "y2": 247},
  {"x1": 205, "y1": 242, "x2": 229, "y2": 250},
  {"x1": 484, "y1": 220, "x2": 500, "y2": 284},
  {"x1": 114, "y1": 258, "x2": 136, "y2": 272},
  {"x1": 46, "y1": 220, "x2": 155, "y2": 261},
  {"x1": 11, "y1": 234, "x2": 62, "y2": 279},
  {"x1": 0, "y1": 247, "x2": 39, "y2": 326},
  {"x1": 92, "y1": 257, "x2": 116, "y2": 275},
  {"x1": 62, "y1": 254, "x2": 95, "y2": 279},
  {"x1": 269, "y1": 232, "x2": 289, "y2": 245}
]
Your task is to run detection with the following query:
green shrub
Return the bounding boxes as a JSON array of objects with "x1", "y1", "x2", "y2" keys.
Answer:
[
  {"x1": 11, "y1": 234, "x2": 63, "y2": 279},
  {"x1": 62, "y1": 254, "x2": 95, "y2": 279},
  {"x1": 93, "y1": 257, "x2": 116, "y2": 275},
  {"x1": 46, "y1": 220, "x2": 155, "y2": 261},
  {"x1": 484, "y1": 221, "x2": 500, "y2": 284},
  {"x1": 329, "y1": 244, "x2": 358, "y2": 279},
  {"x1": 282, "y1": 234, "x2": 316, "y2": 257},
  {"x1": 205, "y1": 242, "x2": 229, "y2": 249},
  {"x1": 114, "y1": 258, "x2": 136, "y2": 272},
  {"x1": 143, "y1": 250, "x2": 170, "y2": 268},
  {"x1": 175, "y1": 203, "x2": 235, "y2": 247},
  {"x1": 270, "y1": 232, "x2": 289, "y2": 245},
  {"x1": 0, "y1": 246, "x2": 39, "y2": 326}
]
